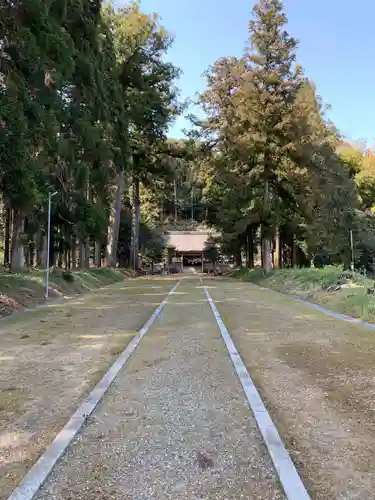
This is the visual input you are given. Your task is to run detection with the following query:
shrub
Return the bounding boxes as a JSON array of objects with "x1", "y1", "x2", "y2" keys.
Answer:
[{"x1": 61, "y1": 270, "x2": 75, "y2": 283}]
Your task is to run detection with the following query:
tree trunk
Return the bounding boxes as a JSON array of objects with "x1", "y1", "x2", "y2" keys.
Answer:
[
  {"x1": 131, "y1": 177, "x2": 140, "y2": 271},
  {"x1": 244, "y1": 236, "x2": 249, "y2": 268},
  {"x1": 58, "y1": 230, "x2": 64, "y2": 268},
  {"x1": 262, "y1": 236, "x2": 272, "y2": 272},
  {"x1": 64, "y1": 248, "x2": 68, "y2": 269},
  {"x1": 106, "y1": 170, "x2": 124, "y2": 267},
  {"x1": 246, "y1": 229, "x2": 254, "y2": 269},
  {"x1": 71, "y1": 238, "x2": 77, "y2": 269},
  {"x1": 36, "y1": 230, "x2": 42, "y2": 268},
  {"x1": 64, "y1": 225, "x2": 69, "y2": 269},
  {"x1": 262, "y1": 179, "x2": 272, "y2": 273},
  {"x1": 28, "y1": 234, "x2": 35, "y2": 268},
  {"x1": 94, "y1": 241, "x2": 101, "y2": 267},
  {"x1": 174, "y1": 179, "x2": 178, "y2": 221},
  {"x1": 278, "y1": 227, "x2": 284, "y2": 269},
  {"x1": 79, "y1": 240, "x2": 86, "y2": 269},
  {"x1": 235, "y1": 250, "x2": 242, "y2": 268},
  {"x1": 24, "y1": 245, "x2": 29, "y2": 269},
  {"x1": 292, "y1": 234, "x2": 297, "y2": 268},
  {"x1": 4, "y1": 200, "x2": 11, "y2": 267},
  {"x1": 66, "y1": 248, "x2": 71, "y2": 269},
  {"x1": 10, "y1": 210, "x2": 25, "y2": 272},
  {"x1": 85, "y1": 239, "x2": 90, "y2": 267},
  {"x1": 274, "y1": 227, "x2": 281, "y2": 269},
  {"x1": 50, "y1": 226, "x2": 56, "y2": 267},
  {"x1": 40, "y1": 233, "x2": 47, "y2": 269}
]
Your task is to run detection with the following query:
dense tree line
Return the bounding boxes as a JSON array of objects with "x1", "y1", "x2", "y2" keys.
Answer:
[
  {"x1": 189, "y1": 0, "x2": 375, "y2": 272},
  {"x1": 2, "y1": 0, "x2": 375, "y2": 275},
  {"x1": 0, "y1": 0, "x2": 181, "y2": 272}
]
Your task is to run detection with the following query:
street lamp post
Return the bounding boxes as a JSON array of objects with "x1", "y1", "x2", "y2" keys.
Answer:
[
  {"x1": 350, "y1": 229, "x2": 354, "y2": 272},
  {"x1": 44, "y1": 191, "x2": 57, "y2": 300}
]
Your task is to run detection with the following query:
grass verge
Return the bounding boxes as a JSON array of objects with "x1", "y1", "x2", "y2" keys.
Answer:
[
  {"x1": 235, "y1": 266, "x2": 375, "y2": 323},
  {"x1": 0, "y1": 267, "x2": 125, "y2": 318}
]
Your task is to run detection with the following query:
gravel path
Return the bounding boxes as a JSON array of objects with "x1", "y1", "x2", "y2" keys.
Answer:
[{"x1": 36, "y1": 279, "x2": 284, "y2": 500}]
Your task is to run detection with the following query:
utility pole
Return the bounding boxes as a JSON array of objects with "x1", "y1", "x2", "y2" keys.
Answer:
[{"x1": 44, "y1": 191, "x2": 57, "y2": 299}]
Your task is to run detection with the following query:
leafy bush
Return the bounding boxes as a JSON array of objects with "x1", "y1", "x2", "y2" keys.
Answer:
[
  {"x1": 237, "y1": 266, "x2": 359, "y2": 291},
  {"x1": 61, "y1": 271, "x2": 75, "y2": 283}
]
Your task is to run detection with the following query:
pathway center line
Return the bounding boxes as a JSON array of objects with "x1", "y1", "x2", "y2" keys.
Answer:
[
  {"x1": 203, "y1": 286, "x2": 311, "y2": 500},
  {"x1": 8, "y1": 280, "x2": 181, "y2": 500}
]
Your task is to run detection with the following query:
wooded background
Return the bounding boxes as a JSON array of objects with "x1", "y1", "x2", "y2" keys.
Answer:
[{"x1": 1, "y1": 0, "x2": 375, "y2": 273}]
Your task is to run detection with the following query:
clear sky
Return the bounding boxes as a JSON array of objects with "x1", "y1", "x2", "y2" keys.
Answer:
[{"x1": 118, "y1": 0, "x2": 375, "y2": 146}]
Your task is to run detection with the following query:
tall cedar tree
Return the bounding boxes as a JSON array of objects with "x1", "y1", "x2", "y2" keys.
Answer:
[
  {"x1": 197, "y1": 57, "x2": 258, "y2": 263},
  {"x1": 245, "y1": 0, "x2": 301, "y2": 271}
]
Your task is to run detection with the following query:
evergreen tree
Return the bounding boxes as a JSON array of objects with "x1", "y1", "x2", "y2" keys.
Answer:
[{"x1": 244, "y1": 0, "x2": 301, "y2": 271}]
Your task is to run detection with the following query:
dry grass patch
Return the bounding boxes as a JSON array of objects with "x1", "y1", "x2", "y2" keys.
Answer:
[{"x1": 0, "y1": 387, "x2": 29, "y2": 427}]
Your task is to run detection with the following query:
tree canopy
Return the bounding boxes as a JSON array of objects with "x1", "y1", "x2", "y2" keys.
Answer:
[
  {"x1": 189, "y1": 0, "x2": 374, "y2": 272},
  {"x1": 0, "y1": 0, "x2": 374, "y2": 274},
  {"x1": 0, "y1": 0, "x2": 181, "y2": 271}
]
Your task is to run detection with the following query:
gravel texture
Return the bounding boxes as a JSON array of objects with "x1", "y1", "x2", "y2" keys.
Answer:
[
  {"x1": 0, "y1": 279, "x2": 176, "y2": 499},
  {"x1": 36, "y1": 279, "x2": 284, "y2": 500},
  {"x1": 209, "y1": 278, "x2": 375, "y2": 500}
]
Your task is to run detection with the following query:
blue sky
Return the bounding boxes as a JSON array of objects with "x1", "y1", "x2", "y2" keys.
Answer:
[{"x1": 118, "y1": 0, "x2": 375, "y2": 146}]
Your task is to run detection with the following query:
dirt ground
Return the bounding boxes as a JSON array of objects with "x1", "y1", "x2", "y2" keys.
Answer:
[
  {"x1": 208, "y1": 278, "x2": 375, "y2": 500},
  {"x1": 0, "y1": 278, "x2": 177, "y2": 499}
]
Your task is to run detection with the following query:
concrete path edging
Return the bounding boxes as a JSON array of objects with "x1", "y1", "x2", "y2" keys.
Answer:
[
  {"x1": 204, "y1": 285, "x2": 311, "y2": 500},
  {"x1": 7, "y1": 281, "x2": 180, "y2": 500}
]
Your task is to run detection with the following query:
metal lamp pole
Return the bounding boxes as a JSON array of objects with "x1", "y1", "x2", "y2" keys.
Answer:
[
  {"x1": 44, "y1": 191, "x2": 57, "y2": 300},
  {"x1": 350, "y1": 229, "x2": 354, "y2": 272}
]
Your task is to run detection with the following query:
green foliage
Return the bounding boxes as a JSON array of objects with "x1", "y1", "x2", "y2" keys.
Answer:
[
  {"x1": 61, "y1": 270, "x2": 75, "y2": 282},
  {"x1": 238, "y1": 266, "x2": 365, "y2": 290},
  {"x1": 0, "y1": 0, "x2": 181, "y2": 270},
  {"x1": 203, "y1": 236, "x2": 219, "y2": 264},
  {"x1": 140, "y1": 226, "x2": 165, "y2": 265},
  {"x1": 237, "y1": 266, "x2": 375, "y2": 322},
  {"x1": 192, "y1": 0, "x2": 373, "y2": 273}
]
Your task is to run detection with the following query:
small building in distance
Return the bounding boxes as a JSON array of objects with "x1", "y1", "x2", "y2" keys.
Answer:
[{"x1": 166, "y1": 230, "x2": 219, "y2": 271}]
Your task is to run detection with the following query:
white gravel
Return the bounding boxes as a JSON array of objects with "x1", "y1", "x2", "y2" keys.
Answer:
[{"x1": 36, "y1": 280, "x2": 284, "y2": 500}]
